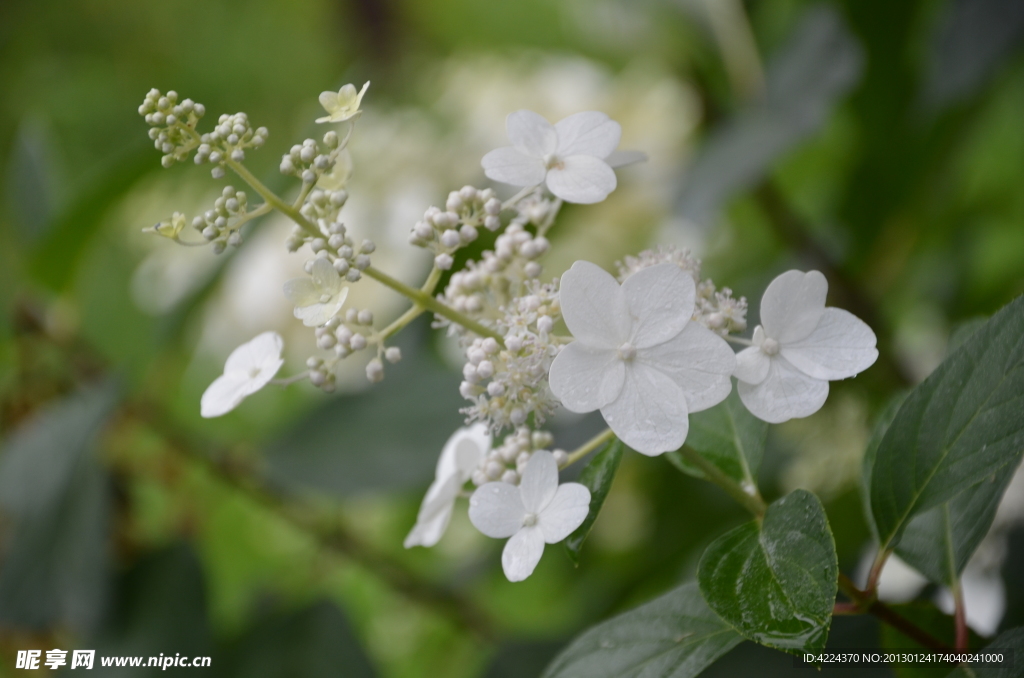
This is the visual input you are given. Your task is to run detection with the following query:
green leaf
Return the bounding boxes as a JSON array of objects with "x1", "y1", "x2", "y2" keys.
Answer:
[
  {"x1": 870, "y1": 295, "x2": 1024, "y2": 553},
  {"x1": 861, "y1": 394, "x2": 907, "y2": 541},
  {"x1": 564, "y1": 438, "x2": 624, "y2": 565},
  {"x1": 264, "y1": 357, "x2": 467, "y2": 496},
  {"x1": 0, "y1": 382, "x2": 119, "y2": 632},
  {"x1": 541, "y1": 582, "x2": 742, "y2": 678},
  {"x1": 666, "y1": 389, "x2": 766, "y2": 490},
  {"x1": 896, "y1": 464, "x2": 1017, "y2": 587},
  {"x1": 697, "y1": 489, "x2": 838, "y2": 653},
  {"x1": 945, "y1": 626, "x2": 1024, "y2": 678},
  {"x1": 223, "y1": 600, "x2": 376, "y2": 678}
]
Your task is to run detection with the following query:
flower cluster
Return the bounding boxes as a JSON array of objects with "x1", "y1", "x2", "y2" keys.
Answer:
[
  {"x1": 193, "y1": 112, "x2": 267, "y2": 179},
  {"x1": 616, "y1": 245, "x2": 747, "y2": 336},
  {"x1": 407, "y1": 186, "x2": 501, "y2": 269},
  {"x1": 280, "y1": 133, "x2": 341, "y2": 186},
  {"x1": 139, "y1": 89, "x2": 206, "y2": 168},
  {"x1": 460, "y1": 280, "x2": 562, "y2": 431}
]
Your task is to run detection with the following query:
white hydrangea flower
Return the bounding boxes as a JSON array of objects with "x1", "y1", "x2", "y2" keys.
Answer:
[
  {"x1": 481, "y1": 110, "x2": 627, "y2": 204},
  {"x1": 468, "y1": 450, "x2": 590, "y2": 582},
  {"x1": 200, "y1": 332, "x2": 284, "y2": 418},
  {"x1": 316, "y1": 81, "x2": 370, "y2": 123},
  {"x1": 734, "y1": 270, "x2": 878, "y2": 423},
  {"x1": 548, "y1": 261, "x2": 735, "y2": 456},
  {"x1": 404, "y1": 424, "x2": 490, "y2": 548},
  {"x1": 282, "y1": 258, "x2": 349, "y2": 327}
]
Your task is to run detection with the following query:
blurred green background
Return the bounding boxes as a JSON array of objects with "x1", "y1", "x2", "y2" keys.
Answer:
[{"x1": 2, "y1": 0, "x2": 1024, "y2": 676}]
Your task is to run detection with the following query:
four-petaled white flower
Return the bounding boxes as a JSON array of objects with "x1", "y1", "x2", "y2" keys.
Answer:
[
  {"x1": 283, "y1": 258, "x2": 349, "y2": 327},
  {"x1": 316, "y1": 81, "x2": 370, "y2": 124},
  {"x1": 201, "y1": 331, "x2": 285, "y2": 418},
  {"x1": 482, "y1": 110, "x2": 635, "y2": 204},
  {"x1": 548, "y1": 261, "x2": 736, "y2": 456},
  {"x1": 404, "y1": 424, "x2": 491, "y2": 549},
  {"x1": 734, "y1": 270, "x2": 878, "y2": 423},
  {"x1": 469, "y1": 450, "x2": 590, "y2": 582}
]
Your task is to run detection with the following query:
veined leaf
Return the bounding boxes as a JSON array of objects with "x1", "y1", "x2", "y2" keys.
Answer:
[
  {"x1": 564, "y1": 438, "x2": 624, "y2": 566},
  {"x1": 870, "y1": 295, "x2": 1024, "y2": 553},
  {"x1": 541, "y1": 582, "x2": 742, "y2": 678},
  {"x1": 666, "y1": 389, "x2": 765, "y2": 491},
  {"x1": 698, "y1": 490, "x2": 837, "y2": 653}
]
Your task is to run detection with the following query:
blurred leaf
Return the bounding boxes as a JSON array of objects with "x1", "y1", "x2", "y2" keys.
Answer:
[
  {"x1": 923, "y1": 0, "x2": 1024, "y2": 110},
  {"x1": 223, "y1": 600, "x2": 376, "y2": 678},
  {"x1": 676, "y1": 5, "x2": 863, "y2": 226},
  {"x1": 29, "y1": 141, "x2": 153, "y2": 291},
  {"x1": 564, "y1": 438, "x2": 623, "y2": 565},
  {"x1": 483, "y1": 640, "x2": 565, "y2": 678},
  {"x1": 264, "y1": 358, "x2": 465, "y2": 496},
  {"x1": 1001, "y1": 527, "x2": 1024, "y2": 633},
  {"x1": 870, "y1": 295, "x2": 1024, "y2": 553},
  {"x1": 946, "y1": 626, "x2": 1024, "y2": 677},
  {"x1": 540, "y1": 582, "x2": 742, "y2": 678},
  {"x1": 948, "y1": 317, "x2": 988, "y2": 353},
  {"x1": 698, "y1": 489, "x2": 837, "y2": 653},
  {"x1": 0, "y1": 381, "x2": 118, "y2": 515},
  {"x1": 896, "y1": 464, "x2": 1017, "y2": 588},
  {"x1": 92, "y1": 543, "x2": 211, "y2": 676},
  {"x1": 0, "y1": 382, "x2": 119, "y2": 632},
  {"x1": 5, "y1": 117, "x2": 62, "y2": 242},
  {"x1": 666, "y1": 389, "x2": 765, "y2": 489},
  {"x1": 878, "y1": 602, "x2": 982, "y2": 678}
]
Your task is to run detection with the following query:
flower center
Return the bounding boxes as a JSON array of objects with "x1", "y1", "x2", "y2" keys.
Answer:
[
  {"x1": 542, "y1": 153, "x2": 564, "y2": 171},
  {"x1": 319, "y1": 293, "x2": 332, "y2": 303},
  {"x1": 761, "y1": 337, "x2": 780, "y2": 356},
  {"x1": 522, "y1": 513, "x2": 538, "y2": 527},
  {"x1": 617, "y1": 342, "x2": 637, "y2": 361}
]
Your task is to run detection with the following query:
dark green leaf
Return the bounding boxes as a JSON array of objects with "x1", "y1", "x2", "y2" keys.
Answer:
[
  {"x1": 564, "y1": 438, "x2": 624, "y2": 565},
  {"x1": 698, "y1": 489, "x2": 837, "y2": 653},
  {"x1": 676, "y1": 6, "x2": 862, "y2": 226},
  {"x1": 870, "y1": 295, "x2": 1024, "y2": 553},
  {"x1": 5, "y1": 118, "x2": 62, "y2": 242},
  {"x1": 861, "y1": 394, "x2": 907, "y2": 541},
  {"x1": 945, "y1": 626, "x2": 1024, "y2": 678},
  {"x1": 264, "y1": 358, "x2": 466, "y2": 496},
  {"x1": 666, "y1": 389, "x2": 765, "y2": 491},
  {"x1": 541, "y1": 582, "x2": 742, "y2": 678},
  {"x1": 0, "y1": 382, "x2": 119, "y2": 632},
  {"x1": 896, "y1": 464, "x2": 1017, "y2": 587},
  {"x1": 223, "y1": 600, "x2": 376, "y2": 678},
  {"x1": 92, "y1": 543, "x2": 211, "y2": 675}
]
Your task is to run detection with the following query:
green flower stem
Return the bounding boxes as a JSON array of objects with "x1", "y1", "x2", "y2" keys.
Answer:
[
  {"x1": 563, "y1": 428, "x2": 617, "y2": 467},
  {"x1": 225, "y1": 159, "x2": 502, "y2": 340},
  {"x1": 376, "y1": 267, "x2": 444, "y2": 341},
  {"x1": 363, "y1": 266, "x2": 503, "y2": 341},
  {"x1": 675, "y1": 444, "x2": 767, "y2": 517}
]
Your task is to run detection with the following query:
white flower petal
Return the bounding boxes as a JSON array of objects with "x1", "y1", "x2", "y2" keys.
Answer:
[
  {"x1": 501, "y1": 526, "x2": 545, "y2": 582},
  {"x1": 605, "y1": 149, "x2": 648, "y2": 168},
  {"x1": 436, "y1": 423, "x2": 491, "y2": 480},
  {"x1": 469, "y1": 482, "x2": 525, "y2": 538},
  {"x1": 640, "y1": 323, "x2": 735, "y2": 413},
  {"x1": 282, "y1": 277, "x2": 319, "y2": 307},
  {"x1": 224, "y1": 331, "x2": 284, "y2": 375},
  {"x1": 554, "y1": 112, "x2": 621, "y2": 158},
  {"x1": 481, "y1": 147, "x2": 546, "y2": 187},
  {"x1": 760, "y1": 270, "x2": 828, "y2": 344},
  {"x1": 311, "y1": 257, "x2": 341, "y2": 293},
  {"x1": 621, "y1": 263, "x2": 695, "y2": 349},
  {"x1": 519, "y1": 450, "x2": 560, "y2": 514},
  {"x1": 506, "y1": 110, "x2": 557, "y2": 157},
  {"x1": 734, "y1": 346, "x2": 770, "y2": 385},
  {"x1": 600, "y1": 362, "x2": 689, "y2": 456},
  {"x1": 200, "y1": 373, "x2": 253, "y2": 418},
  {"x1": 403, "y1": 474, "x2": 462, "y2": 548},
  {"x1": 538, "y1": 483, "x2": 591, "y2": 543},
  {"x1": 294, "y1": 302, "x2": 332, "y2": 327},
  {"x1": 545, "y1": 155, "x2": 617, "y2": 204},
  {"x1": 781, "y1": 308, "x2": 879, "y2": 381},
  {"x1": 736, "y1": 356, "x2": 829, "y2": 424},
  {"x1": 559, "y1": 260, "x2": 631, "y2": 348},
  {"x1": 318, "y1": 91, "x2": 340, "y2": 113},
  {"x1": 548, "y1": 342, "x2": 624, "y2": 412}
]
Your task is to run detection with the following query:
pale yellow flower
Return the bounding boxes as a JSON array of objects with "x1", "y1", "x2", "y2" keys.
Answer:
[{"x1": 316, "y1": 82, "x2": 370, "y2": 123}]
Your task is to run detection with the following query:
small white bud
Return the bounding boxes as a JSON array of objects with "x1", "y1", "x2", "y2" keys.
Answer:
[
  {"x1": 504, "y1": 336, "x2": 523, "y2": 352},
  {"x1": 413, "y1": 221, "x2": 434, "y2": 240},
  {"x1": 328, "y1": 234, "x2": 344, "y2": 249},
  {"x1": 357, "y1": 309, "x2": 373, "y2": 325},
  {"x1": 309, "y1": 369, "x2": 327, "y2": 386},
  {"x1": 333, "y1": 259, "x2": 350, "y2": 274},
  {"x1": 446, "y1": 192, "x2": 464, "y2": 212},
  {"x1": 330, "y1": 190, "x2": 348, "y2": 206},
  {"x1": 360, "y1": 239, "x2": 376, "y2": 254},
  {"x1": 440, "y1": 230, "x2": 461, "y2": 249},
  {"x1": 366, "y1": 358, "x2": 384, "y2": 383},
  {"x1": 227, "y1": 231, "x2": 242, "y2": 247},
  {"x1": 487, "y1": 381, "x2": 505, "y2": 397},
  {"x1": 384, "y1": 347, "x2": 401, "y2": 363},
  {"x1": 552, "y1": 449, "x2": 568, "y2": 467},
  {"x1": 346, "y1": 269, "x2": 361, "y2": 282},
  {"x1": 302, "y1": 169, "x2": 317, "y2": 184},
  {"x1": 485, "y1": 460, "x2": 504, "y2": 480},
  {"x1": 537, "y1": 316, "x2": 553, "y2": 333},
  {"x1": 459, "y1": 381, "x2": 477, "y2": 398},
  {"x1": 484, "y1": 215, "x2": 501, "y2": 231},
  {"x1": 500, "y1": 470, "x2": 519, "y2": 485},
  {"x1": 472, "y1": 470, "x2": 488, "y2": 486},
  {"x1": 354, "y1": 254, "x2": 371, "y2": 270},
  {"x1": 435, "y1": 253, "x2": 453, "y2": 270},
  {"x1": 349, "y1": 333, "x2": 367, "y2": 351},
  {"x1": 524, "y1": 262, "x2": 542, "y2": 278},
  {"x1": 510, "y1": 407, "x2": 526, "y2": 425},
  {"x1": 459, "y1": 224, "x2": 478, "y2": 243},
  {"x1": 317, "y1": 333, "x2": 337, "y2": 349},
  {"x1": 476, "y1": 360, "x2": 494, "y2": 379}
]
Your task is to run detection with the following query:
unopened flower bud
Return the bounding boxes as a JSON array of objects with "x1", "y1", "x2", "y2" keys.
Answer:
[
  {"x1": 366, "y1": 358, "x2": 384, "y2": 383},
  {"x1": 384, "y1": 347, "x2": 401, "y2": 363}
]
